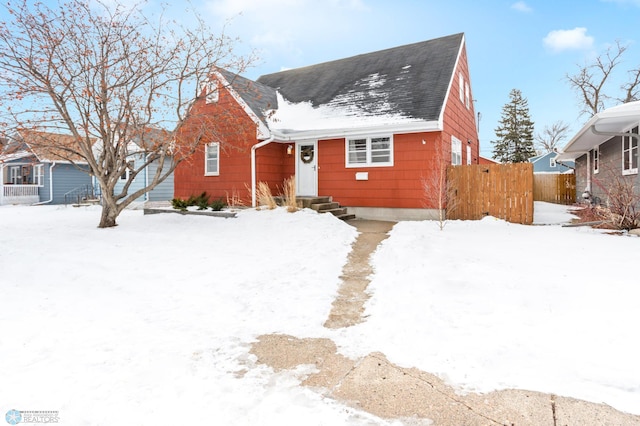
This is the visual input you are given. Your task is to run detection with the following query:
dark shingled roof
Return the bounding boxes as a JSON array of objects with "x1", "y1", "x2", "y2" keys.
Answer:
[
  {"x1": 256, "y1": 33, "x2": 464, "y2": 122},
  {"x1": 217, "y1": 68, "x2": 278, "y2": 126}
]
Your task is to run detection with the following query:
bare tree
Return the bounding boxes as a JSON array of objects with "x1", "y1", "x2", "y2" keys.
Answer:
[
  {"x1": 422, "y1": 141, "x2": 459, "y2": 230},
  {"x1": 534, "y1": 120, "x2": 570, "y2": 153},
  {"x1": 566, "y1": 41, "x2": 640, "y2": 117},
  {"x1": 0, "y1": 0, "x2": 255, "y2": 227}
]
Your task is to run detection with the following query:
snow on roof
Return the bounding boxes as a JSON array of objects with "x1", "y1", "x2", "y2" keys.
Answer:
[{"x1": 266, "y1": 91, "x2": 426, "y2": 136}]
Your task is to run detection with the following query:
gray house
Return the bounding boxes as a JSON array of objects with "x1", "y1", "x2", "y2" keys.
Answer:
[
  {"x1": 529, "y1": 151, "x2": 574, "y2": 174},
  {"x1": 93, "y1": 127, "x2": 174, "y2": 205},
  {"x1": 0, "y1": 131, "x2": 92, "y2": 205},
  {"x1": 557, "y1": 101, "x2": 640, "y2": 202}
]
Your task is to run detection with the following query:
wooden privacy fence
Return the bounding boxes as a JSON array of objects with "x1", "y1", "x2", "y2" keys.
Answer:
[
  {"x1": 533, "y1": 174, "x2": 576, "y2": 204},
  {"x1": 447, "y1": 163, "x2": 534, "y2": 225}
]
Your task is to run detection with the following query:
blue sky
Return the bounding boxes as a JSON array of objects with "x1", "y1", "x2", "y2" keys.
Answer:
[
  {"x1": 189, "y1": 0, "x2": 640, "y2": 157},
  {"x1": 13, "y1": 0, "x2": 640, "y2": 157}
]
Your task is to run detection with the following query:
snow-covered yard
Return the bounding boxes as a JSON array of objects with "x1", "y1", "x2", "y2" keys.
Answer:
[{"x1": 1, "y1": 202, "x2": 638, "y2": 424}]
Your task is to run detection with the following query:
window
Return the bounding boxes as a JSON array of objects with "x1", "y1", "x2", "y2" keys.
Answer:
[
  {"x1": 459, "y1": 73, "x2": 464, "y2": 103},
  {"x1": 346, "y1": 136, "x2": 393, "y2": 167},
  {"x1": 466, "y1": 144, "x2": 472, "y2": 165},
  {"x1": 593, "y1": 147, "x2": 599, "y2": 174},
  {"x1": 120, "y1": 160, "x2": 135, "y2": 180},
  {"x1": 34, "y1": 164, "x2": 44, "y2": 186},
  {"x1": 451, "y1": 136, "x2": 462, "y2": 165},
  {"x1": 9, "y1": 166, "x2": 20, "y2": 184},
  {"x1": 622, "y1": 126, "x2": 638, "y2": 175},
  {"x1": 465, "y1": 82, "x2": 470, "y2": 109},
  {"x1": 550, "y1": 157, "x2": 557, "y2": 168},
  {"x1": 205, "y1": 81, "x2": 219, "y2": 104},
  {"x1": 205, "y1": 142, "x2": 220, "y2": 175}
]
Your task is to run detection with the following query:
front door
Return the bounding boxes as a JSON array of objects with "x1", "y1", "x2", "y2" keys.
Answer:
[{"x1": 296, "y1": 141, "x2": 317, "y2": 196}]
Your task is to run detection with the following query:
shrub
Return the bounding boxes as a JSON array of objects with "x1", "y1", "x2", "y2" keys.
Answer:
[
  {"x1": 171, "y1": 198, "x2": 189, "y2": 211},
  {"x1": 210, "y1": 198, "x2": 226, "y2": 211}
]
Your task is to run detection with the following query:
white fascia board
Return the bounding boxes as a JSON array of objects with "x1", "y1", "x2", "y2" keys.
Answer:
[
  {"x1": 559, "y1": 101, "x2": 640, "y2": 160},
  {"x1": 212, "y1": 70, "x2": 271, "y2": 140},
  {"x1": 438, "y1": 34, "x2": 465, "y2": 129},
  {"x1": 267, "y1": 120, "x2": 441, "y2": 142}
]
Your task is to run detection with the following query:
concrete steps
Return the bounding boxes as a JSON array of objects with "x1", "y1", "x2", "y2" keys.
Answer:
[{"x1": 278, "y1": 196, "x2": 355, "y2": 221}]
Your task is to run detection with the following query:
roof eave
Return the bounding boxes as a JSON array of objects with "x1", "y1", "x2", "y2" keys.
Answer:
[
  {"x1": 266, "y1": 120, "x2": 442, "y2": 141},
  {"x1": 558, "y1": 101, "x2": 640, "y2": 160}
]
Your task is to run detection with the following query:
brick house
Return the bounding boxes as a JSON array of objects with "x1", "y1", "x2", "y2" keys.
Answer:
[{"x1": 557, "y1": 101, "x2": 640, "y2": 203}]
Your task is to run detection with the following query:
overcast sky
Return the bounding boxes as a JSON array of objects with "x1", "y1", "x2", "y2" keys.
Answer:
[{"x1": 26, "y1": 0, "x2": 640, "y2": 156}]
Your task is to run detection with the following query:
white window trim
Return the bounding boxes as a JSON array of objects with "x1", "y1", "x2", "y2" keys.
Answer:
[
  {"x1": 459, "y1": 73, "x2": 464, "y2": 103},
  {"x1": 451, "y1": 136, "x2": 462, "y2": 166},
  {"x1": 593, "y1": 146, "x2": 599, "y2": 174},
  {"x1": 345, "y1": 136, "x2": 394, "y2": 168},
  {"x1": 120, "y1": 160, "x2": 135, "y2": 181},
  {"x1": 34, "y1": 164, "x2": 44, "y2": 186},
  {"x1": 205, "y1": 142, "x2": 220, "y2": 176},
  {"x1": 205, "y1": 81, "x2": 219, "y2": 104},
  {"x1": 622, "y1": 126, "x2": 638, "y2": 176},
  {"x1": 465, "y1": 82, "x2": 470, "y2": 109}
]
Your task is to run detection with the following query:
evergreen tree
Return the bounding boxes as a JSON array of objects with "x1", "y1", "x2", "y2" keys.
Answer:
[{"x1": 492, "y1": 89, "x2": 536, "y2": 163}]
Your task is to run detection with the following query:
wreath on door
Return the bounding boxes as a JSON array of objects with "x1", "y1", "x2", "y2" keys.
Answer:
[{"x1": 300, "y1": 146, "x2": 314, "y2": 164}]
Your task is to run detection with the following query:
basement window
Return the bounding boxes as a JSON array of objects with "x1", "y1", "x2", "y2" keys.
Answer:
[
  {"x1": 346, "y1": 136, "x2": 393, "y2": 167},
  {"x1": 622, "y1": 126, "x2": 638, "y2": 175}
]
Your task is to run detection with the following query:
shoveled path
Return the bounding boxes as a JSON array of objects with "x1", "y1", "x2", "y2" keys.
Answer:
[{"x1": 250, "y1": 219, "x2": 640, "y2": 425}]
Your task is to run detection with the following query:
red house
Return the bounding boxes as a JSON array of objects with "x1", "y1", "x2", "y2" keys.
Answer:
[{"x1": 174, "y1": 33, "x2": 479, "y2": 220}]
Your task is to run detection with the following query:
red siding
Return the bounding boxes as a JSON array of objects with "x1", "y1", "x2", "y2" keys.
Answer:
[
  {"x1": 442, "y1": 42, "x2": 480, "y2": 167},
  {"x1": 174, "y1": 82, "x2": 295, "y2": 205},
  {"x1": 318, "y1": 133, "x2": 442, "y2": 209}
]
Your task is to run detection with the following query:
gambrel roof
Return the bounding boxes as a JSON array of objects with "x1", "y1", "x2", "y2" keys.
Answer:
[{"x1": 257, "y1": 33, "x2": 464, "y2": 123}]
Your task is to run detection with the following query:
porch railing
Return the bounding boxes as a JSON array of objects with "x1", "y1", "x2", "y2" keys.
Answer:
[
  {"x1": 0, "y1": 184, "x2": 40, "y2": 205},
  {"x1": 3, "y1": 184, "x2": 40, "y2": 198}
]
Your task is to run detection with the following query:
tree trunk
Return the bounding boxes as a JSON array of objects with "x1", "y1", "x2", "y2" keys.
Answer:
[{"x1": 98, "y1": 201, "x2": 120, "y2": 228}]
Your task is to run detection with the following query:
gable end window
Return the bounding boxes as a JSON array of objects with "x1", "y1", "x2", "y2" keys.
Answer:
[
  {"x1": 205, "y1": 142, "x2": 220, "y2": 176},
  {"x1": 550, "y1": 157, "x2": 557, "y2": 168},
  {"x1": 346, "y1": 136, "x2": 393, "y2": 167},
  {"x1": 465, "y1": 82, "x2": 470, "y2": 109},
  {"x1": 451, "y1": 136, "x2": 462, "y2": 166},
  {"x1": 622, "y1": 126, "x2": 638, "y2": 175},
  {"x1": 459, "y1": 73, "x2": 464, "y2": 103}
]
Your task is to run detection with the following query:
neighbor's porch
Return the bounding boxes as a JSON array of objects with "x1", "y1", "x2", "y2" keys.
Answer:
[{"x1": 0, "y1": 163, "x2": 42, "y2": 205}]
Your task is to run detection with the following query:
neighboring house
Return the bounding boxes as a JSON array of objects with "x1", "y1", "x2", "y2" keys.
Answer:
[
  {"x1": 557, "y1": 101, "x2": 640, "y2": 202},
  {"x1": 529, "y1": 151, "x2": 574, "y2": 174},
  {"x1": 479, "y1": 156, "x2": 498, "y2": 165},
  {"x1": 0, "y1": 131, "x2": 92, "y2": 206},
  {"x1": 174, "y1": 33, "x2": 479, "y2": 220},
  {"x1": 94, "y1": 127, "x2": 174, "y2": 204}
]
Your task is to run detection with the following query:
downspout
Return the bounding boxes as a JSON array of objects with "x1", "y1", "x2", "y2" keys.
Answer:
[
  {"x1": 251, "y1": 136, "x2": 275, "y2": 207},
  {"x1": 144, "y1": 154, "x2": 149, "y2": 202},
  {"x1": 33, "y1": 162, "x2": 56, "y2": 205}
]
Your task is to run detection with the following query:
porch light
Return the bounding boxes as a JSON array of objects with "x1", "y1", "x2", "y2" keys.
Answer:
[{"x1": 287, "y1": 145, "x2": 293, "y2": 155}]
